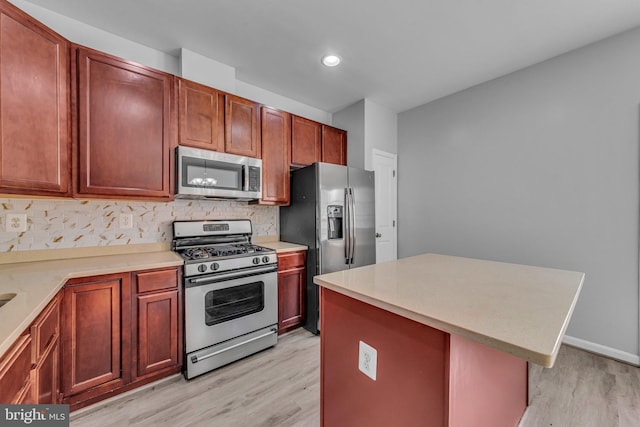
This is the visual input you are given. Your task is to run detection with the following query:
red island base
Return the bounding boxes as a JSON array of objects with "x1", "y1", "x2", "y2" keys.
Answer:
[{"x1": 320, "y1": 288, "x2": 528, "y2": 427}]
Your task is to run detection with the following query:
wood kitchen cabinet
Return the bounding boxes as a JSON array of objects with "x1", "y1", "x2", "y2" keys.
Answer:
[
  {"x1": 277, "y1": 250, "x2": 306, "y2": 334},
  {"x1": 61, "y1": 267, "x2": 181, "y2": 410},
  {"x1": 74, "y1": 46, "x2": 173, "y2": 200},
  {"x1": 133, "y1": 268, "x2": 182, "y2": 378},
  {"x1": 291, "y1": 115, "x2": 322, "y2": 167},
  {"x1": 260, "y1": 106, "x2": 291, "y2": 205},
  {"x1": 0, "y1": 334, "x2": 33, "y2": 404},
  {"x1": 61, "y1": 273, "x2": 131, "y2": 405},
  {"x1": 0, "y1": 292, "x2": 62, "y2": 405},
  {"x1": 0, "y1": 0, "x2": 71, "y2": 197},
  {"x1": 30, "y1": 293, "x2": 61, "y2": 404},
  {"x1": 177, "y1": 77, "x2": 225, "y2": 151},
  {"x1": 321, "y1": 125, "x2": 347, "y2": 166},
  {"x1": 225, "y1": 94, "x2": 261, "y2": 158}
]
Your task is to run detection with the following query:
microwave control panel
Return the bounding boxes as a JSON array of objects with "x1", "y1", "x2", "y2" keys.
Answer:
[{"x1": 248, "y1": 166, "x2": 260, "y2": 191}]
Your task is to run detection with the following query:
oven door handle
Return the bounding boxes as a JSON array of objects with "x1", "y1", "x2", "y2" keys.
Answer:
[
  {"x1": 187, "y1": 265, "x2": 277, "y2": 286},
  {"x1": 190, "y1": 328, "x2": 278, "y2": 364}
]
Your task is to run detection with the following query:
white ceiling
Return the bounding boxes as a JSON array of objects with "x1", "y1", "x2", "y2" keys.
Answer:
[{"x1": 23, "y1": 0, "x2": 640, "y2": 113}]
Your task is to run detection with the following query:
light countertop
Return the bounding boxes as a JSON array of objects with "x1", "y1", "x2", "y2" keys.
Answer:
[
  {"x1": 257, "y1": 241, "x2": 308, "y2": 253},
  {"x1": 314, "y1": 253, "x2": 584, "y2": 368},
  {"x1": 0, "y1": 251, "x2": 183, "y2": 358}
]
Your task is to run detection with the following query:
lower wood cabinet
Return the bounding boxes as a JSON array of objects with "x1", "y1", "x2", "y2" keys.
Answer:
[
  {"x1": 31, "y1": 293, "x2": 61, "y2": 404},
  {"x1": 277, "y1": 250, "x2": 306, "y2": 334},
  {"x1": 0, "y1": 335, "x2": 33, "y2": 404},
  {"x1": 133, "y1": 268, "x2": 181, "y2": 378},
  {"x1": 61, "y1": 266, "x2": 182, "y2": 410},
  {"x1": 62, "y1": 274, "x2": 130, "y2": 402}
]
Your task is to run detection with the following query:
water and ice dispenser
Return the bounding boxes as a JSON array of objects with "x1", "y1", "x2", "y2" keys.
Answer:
[{"x1": 327, "y1": 205, "x2": 343, "y2": 240}]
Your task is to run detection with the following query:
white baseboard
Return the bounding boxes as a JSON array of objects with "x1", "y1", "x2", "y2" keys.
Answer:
[{"x1": 562, "y1": 335, "x2": 640, "y2": 366}]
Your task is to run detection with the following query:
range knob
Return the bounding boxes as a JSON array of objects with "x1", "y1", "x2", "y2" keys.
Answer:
[
  {"x1": 262, "y1": 256, "x2": 270, "y2": 263},
  {"x1": 210, "y1": 262, "x2": 220, "y2": 271},
  {"x1": 252, "y1": 257, "x2": 260, "y2": 265},
  {"x1": 197, "y1": 264, "x2": 207, "y2": 273}
]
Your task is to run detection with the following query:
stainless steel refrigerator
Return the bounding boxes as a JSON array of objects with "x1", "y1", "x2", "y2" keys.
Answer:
[{"x1": 280, "y1": 162, "x2": 376, "y2": 334}]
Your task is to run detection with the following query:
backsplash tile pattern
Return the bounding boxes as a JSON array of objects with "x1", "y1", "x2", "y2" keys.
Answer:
[{"x1": 0, "y1": 198, "x2": 277, "y2": 252}]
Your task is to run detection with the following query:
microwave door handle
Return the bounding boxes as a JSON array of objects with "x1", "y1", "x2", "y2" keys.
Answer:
[{"x1": 242, "y1": 165, "x2": 248, "y2": 191}]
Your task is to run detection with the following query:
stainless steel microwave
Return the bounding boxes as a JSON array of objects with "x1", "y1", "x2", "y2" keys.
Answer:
[{"x1": 176, "y1": 146, "x2": 262, "y2": 200}]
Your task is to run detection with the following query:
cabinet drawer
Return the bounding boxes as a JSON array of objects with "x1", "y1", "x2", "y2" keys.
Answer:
[
  {"x1": 0, "y1": 334, "x2": 32, "y2": 403},
  {"x1": 136, "y1": 268, "x2": 178, "y2": 293},
  {"x1": 30, "y1": 295, "x2": 59, "y2": 363},
  {"x1": 278, "y1": 251, "x2": 306, "y2": 271}
]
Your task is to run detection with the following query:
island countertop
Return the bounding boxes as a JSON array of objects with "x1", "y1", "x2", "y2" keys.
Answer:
[{"x1": 313, "y1": 253, "x2": 584, "y2": 367}]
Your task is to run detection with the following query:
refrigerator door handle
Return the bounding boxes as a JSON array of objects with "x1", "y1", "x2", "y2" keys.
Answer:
[
  {"x1": 344, "y1": 188, "x2": 351, "y2": 264},
  {"x1": 349, "y1": 187, "x2": 356, "y2": 263}
]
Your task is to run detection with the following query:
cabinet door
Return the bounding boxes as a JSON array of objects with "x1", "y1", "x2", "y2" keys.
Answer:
[
  {"x1": 277, "y1": 250, "x2": 306, "y2": 334},
  {"x1": 135, "y1": 290, "x2": 179, "y2": 377},
  {"x1": 0, "y1": 334, "x2": 32, "y2": 403},
  {"x1": 62, "y1": 274, "x2": 131, "y2": 398},
  {"x1": 291, "y1": 115, "x2": 321, "y2": 167},
  {"x1": 225, "y1": 94, "x2": 261, "y2": 158},
  {"x1": 260, "y1": 107, "x2": 290, "y2": 205},
  {"x1": 0, "y1": 1, "x2": 70, "y2": 196},
  {"x1": 321, "y1": 125, "x2": 347, "y2": 166},
  {"x1": 75, "y1": 47, "x2": 172, "y2": 200},
  {"x1": 278, "y1": 268, "x2": 306, "y2": 334},
  {"x1": 177, "y1": 78, "x2": 224, "y2": 151},
  {"x1": 33, "y1": 336, "x2": 59, "y2": 404}
]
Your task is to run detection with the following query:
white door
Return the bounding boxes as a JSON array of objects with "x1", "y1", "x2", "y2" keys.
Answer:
[{"x1": 372, "y1": 149, "x2": 397, "y2": 263}]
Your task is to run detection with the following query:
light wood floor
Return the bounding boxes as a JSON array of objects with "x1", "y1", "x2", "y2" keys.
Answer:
[{"x1": 71, "y1": 328, "x2": 640, "y2": 427}]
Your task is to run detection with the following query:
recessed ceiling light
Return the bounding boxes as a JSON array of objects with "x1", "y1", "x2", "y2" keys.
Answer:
[{"x1": 322, "y1": 54, "x2": 341, "y2": 67}]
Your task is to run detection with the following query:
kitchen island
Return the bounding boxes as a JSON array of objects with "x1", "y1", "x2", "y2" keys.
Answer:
[{"x1": 314, "y1": 253, "x2": 584, "y2": 427}]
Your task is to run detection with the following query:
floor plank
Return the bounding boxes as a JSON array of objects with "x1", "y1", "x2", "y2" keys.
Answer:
[{"x1": 71, "y1": 329, "x2": 640, "y2": 427}]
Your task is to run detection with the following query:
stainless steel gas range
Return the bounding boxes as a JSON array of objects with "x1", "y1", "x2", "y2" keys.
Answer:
[{"x1": 172, "y1": 220, "x2": 278, "y2": 379}]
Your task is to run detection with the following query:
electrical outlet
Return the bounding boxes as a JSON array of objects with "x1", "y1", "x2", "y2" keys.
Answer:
[
  {"x1": 5, "y1": 214, "x2": 27, "y2": 233},
  {"x1": 358, "y1": 341, "x2": 377, "y2": 381},
  {"x1": 119, "y1": 214, "x2": 133, "y2": 229}
]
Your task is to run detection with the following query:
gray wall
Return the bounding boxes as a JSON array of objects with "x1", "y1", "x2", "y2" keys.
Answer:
[
  {"x1": 398, "y1": 27, "x2": 640, "y2": 357},
  {"x1": 334, "y1": 100, "x2": 365, "y2": 169}
]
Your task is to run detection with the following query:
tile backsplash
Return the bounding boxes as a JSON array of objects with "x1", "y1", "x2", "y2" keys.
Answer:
[{"x1": 0, "y1": 198, "x2": 278, "y2": 252}]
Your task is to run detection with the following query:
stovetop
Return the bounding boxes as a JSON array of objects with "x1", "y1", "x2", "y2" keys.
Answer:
[
  {"x1": 172, "y1": 219, "x2": 278, "y2": 277},
  {"x1": 178, "y1": 243, "x2": 271, "y2": 261}
]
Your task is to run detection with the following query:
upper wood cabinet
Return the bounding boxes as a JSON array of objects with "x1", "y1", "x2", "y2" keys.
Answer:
[
  {"x1": 321, "y1": 125, "x2": 347, "y2": 166},
  {"x1": 225, "y1": 94, "x2": 261, "y2": 158},
  {"x1": 291, "y1": 115, "x2": 322, "y2": 167},
  {"x1": 0, "y1": 0, "x2": 70, "y2": 197},
  {"x1": 74, "y1": 46, "x2": 173, "y2": 200},
  {"x1": 260, "y1": 107, "x2": 290, "y2": 205},
  {"x1": 177, "y1": 78, "x2": 224, "y2": 152}
]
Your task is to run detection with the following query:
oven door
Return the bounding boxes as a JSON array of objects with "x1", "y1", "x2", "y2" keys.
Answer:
[{"x1": 184, "y1": 265, "x2": 278, "y2": 354}]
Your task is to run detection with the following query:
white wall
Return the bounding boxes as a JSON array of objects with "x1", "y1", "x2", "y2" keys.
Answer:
[
  {"x1": 12, "y1": 0, "x2": 331, "y2": 124},
  {"x1": 398, "y1": 27, "x2": 640, "y2": 360},
  {"x1": 11, "y1": 0, "x2": 180, "y2": 74},
  {"x1": 333, "y1": 99, "x2": 398, "y2": 170}
]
